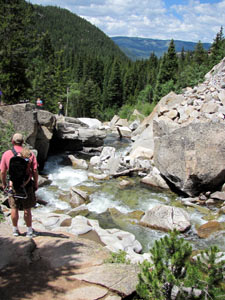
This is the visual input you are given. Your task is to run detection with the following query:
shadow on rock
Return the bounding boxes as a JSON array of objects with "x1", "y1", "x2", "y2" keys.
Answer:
[{"x1": 0, "y1": 235, "x2": 86, "y2": 300}]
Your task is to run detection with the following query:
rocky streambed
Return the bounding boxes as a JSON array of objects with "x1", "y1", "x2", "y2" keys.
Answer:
[{"x1": 30, "y1": 133, "x2": 225, "y2": 258}]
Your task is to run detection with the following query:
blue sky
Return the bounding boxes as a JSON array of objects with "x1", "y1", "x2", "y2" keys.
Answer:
[{"x1": 27, "y1": 0, "x2": 225, "y2": 43}]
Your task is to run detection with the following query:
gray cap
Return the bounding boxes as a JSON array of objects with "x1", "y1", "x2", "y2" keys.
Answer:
[{"x1": 12, "y1": 133, "x2": 24, "y2": 144}]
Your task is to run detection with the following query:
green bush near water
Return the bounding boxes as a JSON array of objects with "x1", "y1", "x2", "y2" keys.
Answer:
[
  {"x1": 104, "y1": 250, "x2": 131, "y2": 264},
  {"x1": 136, "y1": 230, "x2": 225, "y2": 300}
]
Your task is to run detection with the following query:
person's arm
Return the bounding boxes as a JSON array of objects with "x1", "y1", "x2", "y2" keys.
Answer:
[
  {"x1": 33, "y1": 169, "x2": 38, "y2": 191},
  {"x1": 30, "y1": 153, "x2": 39, "y2": 191},
  {"x1": 0, "y1": 153, "x2": 8, "y2": 190},
  {"x1": 1, "y1": 170, "x2": 7, "y2": 190}
]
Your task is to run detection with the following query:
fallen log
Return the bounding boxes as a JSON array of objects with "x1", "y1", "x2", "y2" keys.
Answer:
[{"x1": 112, "y1": 168, "x2": 146, "y2": 178}]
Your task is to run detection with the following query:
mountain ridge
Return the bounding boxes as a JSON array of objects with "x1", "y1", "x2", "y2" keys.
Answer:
[{"x1": 111, "y1": 36, "x2": 211, "y2": 60}]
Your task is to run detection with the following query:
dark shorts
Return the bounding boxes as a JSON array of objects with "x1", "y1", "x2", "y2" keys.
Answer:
[{"x1": 8, "y1": 181, "x2": 36, "y2": 210}]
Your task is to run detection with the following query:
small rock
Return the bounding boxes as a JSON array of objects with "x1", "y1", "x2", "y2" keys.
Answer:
[
  {"x1": 197, "y1": 221, "x2": 223, "y2": 238},
  {"x1": 210, "y1": 191, "x2": 225, "y2": 201},
  {"x1": 205, "y1": 199, "x2": 215, "y2": 205}
]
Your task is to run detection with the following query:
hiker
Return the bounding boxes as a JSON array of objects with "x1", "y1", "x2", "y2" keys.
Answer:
[
  {"x1": 8, "y1": 147, "x2": 32, "y2": 190},
  {"x1": 0, "y1": 133, "x2": 39, "y2": 237},
  {"x1": 36, "y1": 97, "x2": 43, "y2": 109},
  {"x1": 58, "y1": 101, "x2": 64, "y2": 116}
]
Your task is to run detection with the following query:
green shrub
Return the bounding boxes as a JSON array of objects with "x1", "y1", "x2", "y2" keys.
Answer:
[
  {"x1": 136, "y1": 230, "x2": 225, "y2": 300},
  {"x1": 118, "y1": 101, "x2": 156, "y2": 121},
  {"x1": 104, "y1": 250, "x2": 131, "y2": 264},
  {"x1": 101, "y1": 106, "x2": 118, "y2": 121},
  {"x1": 118, "y1": 103, "x2": 134, "y2": 119}
]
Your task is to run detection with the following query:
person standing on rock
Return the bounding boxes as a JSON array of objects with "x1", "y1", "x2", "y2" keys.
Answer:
[
  {"x1": 0, "y1": 133, "x2": 39, "y2": 237},
  {"x1": 58, "y1": 101, "x2": 64, "y2": 116},
  {"x1": 36, "y1": 97, "x2": 43, "y2": 109}
]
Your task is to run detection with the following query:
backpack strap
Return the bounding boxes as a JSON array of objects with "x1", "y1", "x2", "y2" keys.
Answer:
[{"x1": 11, "y1": 147, "x2": 18, "y2": 157}]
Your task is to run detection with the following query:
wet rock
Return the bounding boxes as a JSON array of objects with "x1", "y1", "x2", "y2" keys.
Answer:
[
  {"x1": 68, "y1": 204, "x2": 90, "y2": 218},
  {"x1": 126, "y1": 210, "x2": 145, "y2": 221},
  {"x1": 219, "y1": 206, "x2": 225, "y2": 214},
  {"x1": 38, "y1": 174, "x2": 52, "y2": 187},
  {"x1": 119, "y1": 179, "x2": 134, "y2": 189},
  {"x1": 205, "y1": 199, "x2": 215, "y2": 205},
  {"x1": 68, "y1": 154, "x2": 88, "y2": 169},
  {"x1": 197, "y1": 220, "x2": 225, "y2": 238},
  {"x1": 88, "y1": 172, "x2": 110, "y2": 181},
  {"x1": 69, "y1": 187, "x2": 89, "y2": 208},
  {"x1": 140, "y1": 204, "x2": 191, "y2": 232}
]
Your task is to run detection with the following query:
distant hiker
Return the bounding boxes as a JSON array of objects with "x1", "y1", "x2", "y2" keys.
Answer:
[
  {"x1": 36, "y1": 97, "x2": 43, "y2": 109},
  {"x1": 0, "y1": 90, "x2": 2, "y2": 105},
  {"x1": 0, "y1": 133, "x2": 39, "y2": 237},
  {"x1": 58, "y1": 101, "x2": 64, "y2": 116}
]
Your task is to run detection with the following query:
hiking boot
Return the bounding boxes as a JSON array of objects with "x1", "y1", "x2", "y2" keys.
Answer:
[
  {"x1": 26, "y1": 230, "x2": 38, "y2": 238},
  {"x1": 13, "y1": 229, "x2": 20, "y2": 237}
]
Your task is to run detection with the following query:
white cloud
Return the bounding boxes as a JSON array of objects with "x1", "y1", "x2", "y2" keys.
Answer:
[{"x1": 28, "y1": 0, "x2": 225, "y2": 42}]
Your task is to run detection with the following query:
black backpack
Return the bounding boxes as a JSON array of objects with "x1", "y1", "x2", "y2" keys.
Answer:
[{"x1": 9, "y1": 148, "x2": 29, "y2": 190}]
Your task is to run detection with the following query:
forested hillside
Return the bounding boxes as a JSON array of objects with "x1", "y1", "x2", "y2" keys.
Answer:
[
  {"x1": 111, "y1": 36, "x2": 211, "y2": 60},
  {"x1": 0, "y1": 1, "x2": 224, "y2": 121},
  {"x1": 34, "y1": 5, "x2": 127, "y2": 61}
]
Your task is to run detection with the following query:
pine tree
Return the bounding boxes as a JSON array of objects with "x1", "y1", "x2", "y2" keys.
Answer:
[
  {"x1": 80, "y1": 79, "x2": 101, "y2": 118},
  {"x1": 0, "y1": 0, "x2": 34, "y2": 104},
  {"x1": 210, "y1": 26, "x2": 225, "y2": 66},
  {"x1": 153, "y1": 39, "x2": 178, "y2": 102},
  {"x1": 184, "y1": 246, "x2": 225, "y2": 300},
  {"x1": 136, "y1": 230, "x2": 225, "y2": 300},
  {"x1": 123, "y1": 68, "x2": 136, "y2": 104},
  {"x1": 193, "y1": 40, "x2": 208, "y2": 65},
  {"x1": 107, "y1": 59, "x2": 123, "y2": 109},
  {"x1": 136, "y1": 230, "x2": 192, "y2": 300},
  {"x1": 29, "y1": 32, "x2": 60, "y2": 112}
]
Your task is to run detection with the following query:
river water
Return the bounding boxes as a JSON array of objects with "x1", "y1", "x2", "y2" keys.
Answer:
[{"x1": 36, "y1": 134, "x2": 225, "y2": 253}]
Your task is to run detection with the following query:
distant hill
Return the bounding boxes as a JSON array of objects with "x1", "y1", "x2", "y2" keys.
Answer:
[
  {"x1": 33, "y1": 5, "x2": 127, "y2": 61},
  {"x1": 111, "y1": 36, "x2": 211, "y2": 60}
]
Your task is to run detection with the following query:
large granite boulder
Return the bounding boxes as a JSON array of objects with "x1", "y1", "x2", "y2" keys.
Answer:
[
  {"x1": 53, "y1": 117, "x2": 106, "y2": 151},
  {"x1": 0, "y1": 104, "x2": 55, "y2": 169},
  {"x1": 140, "y1": 204, "x2": 191, "y2": 232},
  {"x1": 0, "y1": 103, "x2": 37, "y2": 144},
  {"x1": 154, "y1": 120, "x2": 225, "y2": 196},
  {"x1": 128, "y1": 57, "x2": 225, "y2": 194}
]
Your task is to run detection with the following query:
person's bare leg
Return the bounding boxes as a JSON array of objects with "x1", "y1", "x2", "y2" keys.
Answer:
[
  {"x1": 11, "y1": 208, "x2": 19, "y2": 227},
  {"x1": 24, "y1": 208, "x2": 32, "y2": 227}
]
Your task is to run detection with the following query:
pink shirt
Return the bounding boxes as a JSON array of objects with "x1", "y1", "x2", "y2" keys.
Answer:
[{"x1": 0, "y1": 145, "x2": 38, "y2": 175}]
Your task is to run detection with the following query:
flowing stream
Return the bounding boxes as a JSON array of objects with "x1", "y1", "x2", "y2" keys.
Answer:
[{"x1": 36, "y1": 134, "x2": 225, "y2": 253}]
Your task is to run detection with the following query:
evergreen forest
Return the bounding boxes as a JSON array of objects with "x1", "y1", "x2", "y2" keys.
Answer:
[{"x1": 0, "y1": 0, "x2": 225, "y2": 121}]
